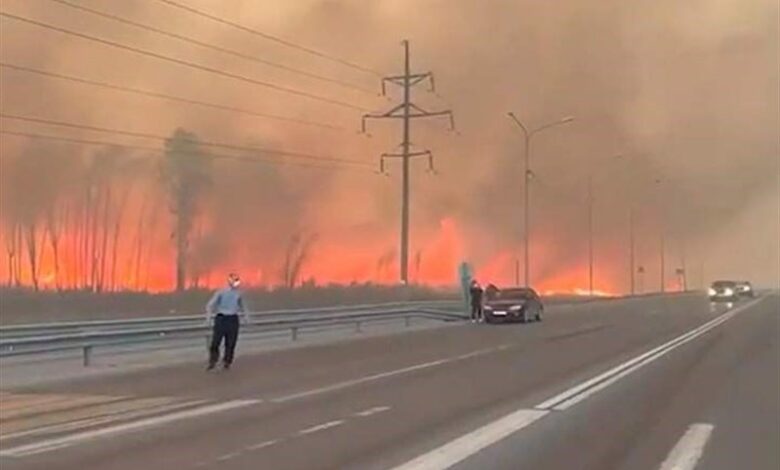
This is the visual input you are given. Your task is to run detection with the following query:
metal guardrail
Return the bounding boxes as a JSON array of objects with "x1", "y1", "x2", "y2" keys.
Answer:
[
  {"x1": 0, "y1": 300, "x2": 461, "y2": 339},
  {"x1": 0, "y1": 307, "x2": 466, "y2": 366}
]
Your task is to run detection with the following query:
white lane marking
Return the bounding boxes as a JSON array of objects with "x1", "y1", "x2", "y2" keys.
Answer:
[
  {"x1": 297, "y1": 419, "x2": 344, "y2": 435},
  {"x1": 271, "y1": 346, "x2": 510, "y2": 403},
  {"x1": 0, "y1": 399, "x2": 208, "y2": 442},
  {"x1": 354, "y1": 406, "x2": 391, "y2": 417},
  {"x1": 391, "y1": 298, "x2": 763, "y2": 470},
  {"x1": 536, "y1": 297, "x2": 764, "y2": 411},
  {"x1": 245, "y1": 438, "x2": 280, "y2": 451},
  {"x1": 216, "y1": 451, "x2": 242, "y2": 462},
  {"x1": 659, "y1": 423, "x2": 714, "y2": 470},
  {"x1": 548, "y1": 311, "x2": 737, "y2": 410},
  {"x1": 0, "y1": 399, "x2": 260, "y2": 457},
  {"x1": 389, "y1": 409, "x2": 548, "y2": 470}
]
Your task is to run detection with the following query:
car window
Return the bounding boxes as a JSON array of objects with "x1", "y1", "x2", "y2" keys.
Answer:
[
  {"x1": 712, "y1": 281, "x2": 736, "y2": 288},
  {"x1": 488, "y1": 289, "x2": 534, "y2": 300}
]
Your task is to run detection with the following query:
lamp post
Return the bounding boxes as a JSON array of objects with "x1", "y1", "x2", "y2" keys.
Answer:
[
  {"x1": 507, "y1": 113, "x2": 574, "y2": 287},
  {"x1": 655, "y1": 178, "x2": 666, "y2": 293},
  {"x1": 585, "y1": 154, "x2": 625, "y2": 296}
]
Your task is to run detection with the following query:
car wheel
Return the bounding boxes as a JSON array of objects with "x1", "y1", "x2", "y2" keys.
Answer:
[
  {"x1": 535, "y1": 306, "x2": 542, "y2": 322},
  {"x1": 484, "y1": 313, "x2": 494, "y2": 324}
]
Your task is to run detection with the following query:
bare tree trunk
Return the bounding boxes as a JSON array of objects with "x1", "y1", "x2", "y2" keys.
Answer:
[
  {"x1": 282, "y1": 234, "x2": 299, "y2": 288},
  {"x1": 15, "y1": 223, "x2": 23, "y2": 287},
  {"x1": 133, "y1": 197, "x2": 147, "y2": 291},
  {"x1": 290, "y1": 234, "x2": 317, "y2": 289},
  {"x1": 37, "y1": 224, "x2": 48, "y2": 287},
  {"x1": 95, "y1": 186, "x2": 110, "y2": 293},
  {"x1": 143, "y1": 204, "x2": 161, "y2": 291},
  {"x1": 89, "y1": 186, "x2": 101, "y2": 291},
  {"x1": 24, "y1": 222, "x2": 39, "y2": 291},
  {"x1": 4, "y1": 223, "x2": 17, "y2": 287},
  {"x1": 46, "y1": 206, "x2": 62, "y2": 291},
  {"x1": 110, "y1": 186, "x2": 131, "y2": 292},
  {"x1": 81, "y1": 186, "x2": 92, "y2": 290}
]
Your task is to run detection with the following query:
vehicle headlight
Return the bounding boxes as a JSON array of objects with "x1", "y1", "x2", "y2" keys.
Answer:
[
  {"x1": 708, "y1": 288, "x2": 716, "y2": 296},
  {"x1": 724, "y1": 288, "x2": 734, "y2": 296},
  {"x1": 509, "y1": 305, "x2": 524, "y2": 311},
  {"x1": 484, "y1": 305, "x2": 493, "y2": 311}
]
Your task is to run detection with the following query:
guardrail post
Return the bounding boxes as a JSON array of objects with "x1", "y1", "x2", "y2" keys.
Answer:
[
  {"x1": 355, "y1": 321, "x2": 362, "y2": 333},
  {"x1": 83, "y1": 345, "x2": 92, "y2": 367},
  {"x1": 405, "y1": 316, "x2": 411, "y2": 328},
  {"x1": 291, "y1": 327, "x2": 298, "y2": 341}
]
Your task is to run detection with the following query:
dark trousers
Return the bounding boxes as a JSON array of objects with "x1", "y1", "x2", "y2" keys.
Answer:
[
  {"x1": 209, "y1": 314, "x2": 240, "y2": 366},
  {"x1": 471, "y1": 302, "x2": 482, "y2": 320}
]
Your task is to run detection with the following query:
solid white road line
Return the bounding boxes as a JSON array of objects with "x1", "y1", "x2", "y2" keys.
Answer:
[
  {"x1": 390, "y1": 297, "x2": 763, "y2": 470},
  {"x1": 297, "y1": 419, "x2": 344, "y2": 435},
  {"x1": 0, "y1": 399, "x2": 260, "y2": 457},
  {"x1": 659, "y1": 423, "x2": 714, "y2": 470},
  {"x1": 389, "y1": 409, "x2": 548, "y2": 470},
  {"x1": 535, "y1": 297, "x2": 764, "y2": 410},
  {"x1": 270, "y1": 346, "x2": 509, "y2": 403}
]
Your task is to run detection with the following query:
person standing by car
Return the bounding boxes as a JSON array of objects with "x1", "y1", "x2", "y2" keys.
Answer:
[
  {"x1": 205, "y1": 273, "x2": 246, "y2": 370},
  {"x1": 469, "y1": 280, "x2": 484, "y2": 323}
]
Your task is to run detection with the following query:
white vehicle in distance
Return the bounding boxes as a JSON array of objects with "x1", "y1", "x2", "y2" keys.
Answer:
[
  {"x1": 708, "y1": 280, "x2": 739, "y2": 302},
  {"x1": 735, "y1": 281, "x2": 755, "y2": 298}
]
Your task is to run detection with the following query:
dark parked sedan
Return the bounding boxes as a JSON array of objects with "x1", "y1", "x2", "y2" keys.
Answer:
[{"x1": 483, "y1": 287, "x2": 544, "y2": 324}]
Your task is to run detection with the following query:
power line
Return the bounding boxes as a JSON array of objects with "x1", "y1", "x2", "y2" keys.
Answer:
[
  {"x1": 154, "y1": 0, "x2": 382, "y2": 77},
  {"x1": 45, "y1": 0, "x2": 377, "y2": 95},
  {"x1": 0, "y1": 113, "x2": 370, "y2": 167},
  {"x1": 0, "y1": 12, "x2": 370, "y2": 112},
  {"x1": 0, "y1": 62, "x2": 346, "y2": 131},
  {"x1": 0, "y1": 130, "x2": 374, "y2": 173}
]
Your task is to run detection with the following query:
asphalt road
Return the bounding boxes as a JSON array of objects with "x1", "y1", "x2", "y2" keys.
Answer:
[{"x1": 0, "y1": 292, "x2": 777, "y2": 470}]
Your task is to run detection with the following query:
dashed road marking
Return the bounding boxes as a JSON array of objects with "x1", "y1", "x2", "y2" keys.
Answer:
[
  {"x1": 270, "y1": 345, "x2": 510, "y2": 404},
  {"x1": 245, "y1": 438, "x2": 280, "y2": 451},
  {"x1": 354, "y1": 406, "x2": 391, "y2": 417},
  {"x1": 659, "y1": 423, "x2": 714, "y2": 470},
  {"x1": 298, "y1": 419, "x2": 344, "y2": 435}
]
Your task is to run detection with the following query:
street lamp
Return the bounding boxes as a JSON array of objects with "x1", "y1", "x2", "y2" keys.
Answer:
[
  {"x1": 507, "y1": 113, "x2": 574, "y2": 287},
  {"x1": 585, "y1": 154, "x2": 627, "y2": 296},
  {"x1": 654, "y1": 178, "x2": 666, "y2": 293}
]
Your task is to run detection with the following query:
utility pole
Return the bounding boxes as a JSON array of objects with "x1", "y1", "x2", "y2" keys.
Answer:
[
  {"x1": 680, "y1": 234, "x2": 688, "y2": 291},
  {"x1": 660, "y1": 228, "x2": 666, "y2": 293},
  {"x1": 363, "y1": 40, "x2": 454, "y2": 284},
  {"x1": 588, "y1": 175, "x2": 594, "y2": 296},
  {"x1": 629, "y1": 207, "x2": 636, "y2": 295},
  {"x1": 654, "y1": 178, "x2": 666, "y2": 293}
]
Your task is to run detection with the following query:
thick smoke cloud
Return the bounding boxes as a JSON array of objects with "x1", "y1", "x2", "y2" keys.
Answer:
[{"x1": 1, "y1": 0, "x2": 777, "y2": 291}]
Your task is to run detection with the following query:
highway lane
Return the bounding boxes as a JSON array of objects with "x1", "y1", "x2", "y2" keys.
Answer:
[{"x1": 0, "y1": 293, "x2": 775, "y2": 470}]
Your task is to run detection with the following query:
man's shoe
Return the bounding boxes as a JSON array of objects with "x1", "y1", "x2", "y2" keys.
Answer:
[
  {"x1": 206, "y1": 362, "x2": 216, "y2": 371},
  {"x1": 223, "y1": 362, "x2": 231, "y2": 370}
]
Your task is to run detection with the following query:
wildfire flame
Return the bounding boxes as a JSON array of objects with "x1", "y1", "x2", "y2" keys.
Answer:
[{"x1": 0, "y1": 209, "x2": 624, "y2": 296}]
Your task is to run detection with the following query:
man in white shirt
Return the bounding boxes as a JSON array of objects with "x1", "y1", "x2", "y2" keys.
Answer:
[{"x1": 205, "y1": 273, "x2": 247, "y2": 370}]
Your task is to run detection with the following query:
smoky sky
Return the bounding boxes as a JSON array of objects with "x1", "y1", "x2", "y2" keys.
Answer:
[{"x1": 1, "y1": 0, "x2": 778, "y2": 289}]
